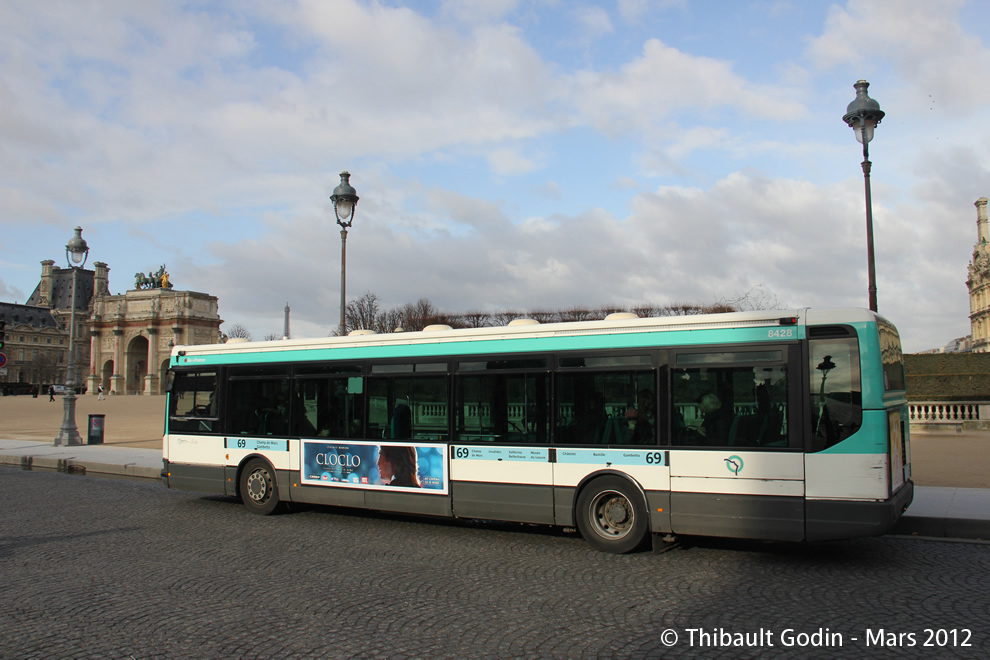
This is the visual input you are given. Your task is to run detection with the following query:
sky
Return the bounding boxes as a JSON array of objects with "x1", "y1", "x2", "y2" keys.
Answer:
[{"x1": 1, "y1": 0, "x2": 988, "y2": 353}]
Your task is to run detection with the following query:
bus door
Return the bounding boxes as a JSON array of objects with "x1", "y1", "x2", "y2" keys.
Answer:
[
  {"x1": 667, "y1": 347, "x2": 805, "y2": 540},
  {"x1": 550, "y1": 356, "x2": 669, "y2": 529},
  {"x1": 449, "y1": 361, "x2": 555, "y2": 524}
]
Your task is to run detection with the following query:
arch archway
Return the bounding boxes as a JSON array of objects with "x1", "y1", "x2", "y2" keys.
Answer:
[
  {"x1": 126, "y1": 335, "x2": 149, "y2": 395},
  {"x1": 101, "y1": 360, "x2": 114, "y2": 395}
]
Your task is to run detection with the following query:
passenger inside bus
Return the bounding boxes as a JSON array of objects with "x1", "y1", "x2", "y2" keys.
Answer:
[
  {"x1": 728, "y1": 384, "x2": 784, "y2": 446},
  {"x1": 390, "y1": 402, "x2": 412, "y2": 439},
  {"x1": 599, "y1": 403, "x2": 655, "y2": 445},
  {"x1": 637, "y1": 389, "x2": 657, "y2": 441},
  {"x1": 698, "y1": 393, "x2": 733, "y2": 445}
]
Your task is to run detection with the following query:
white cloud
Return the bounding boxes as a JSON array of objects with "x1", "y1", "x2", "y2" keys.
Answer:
[
  {"x1": 616, "y1": 0, "x2": 650, "y2": 23},
  {"x1": 0, "y1": 275, "x2": 27, "y2": 303},
  {"x1": 486, "y1": 147, "x2": 543, "y2": 175},
  {"x1": 439, "y1": 0, "x2": 521, "y2": 24},
  {"x1": 568, "y1": 38, "x2": 808, "y2": 135},
  {"x1": 192, "y1": 167, "x2": 968, "y2": 350},
  {"x1": 664, "y1": 126, "x2": 732, "y2": 160},
  {"x1": 575, "y1": 6, "x2": 614, "y2": 40},
  {"x1": 537, "y1": 180, "x2": 562, "y2": 200},
  {"x1": 808, "y1": 0, "x2": 990, "y2": 111}
]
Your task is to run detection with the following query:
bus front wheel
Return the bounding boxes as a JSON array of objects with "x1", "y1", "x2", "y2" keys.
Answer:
[
  {"x1": 239, "y1": 458, "x2": 283, "y2": 515},
  {"x1": 576, "y1": 476, "x2": 649, "y2": 554}
]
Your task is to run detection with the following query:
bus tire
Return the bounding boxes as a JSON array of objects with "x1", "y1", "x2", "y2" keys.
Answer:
[
  {"x1": 576, "y1": 476, "x2": 649, "y2": 554},
  {"x1": 239, "y1": 458, "x2": 283, "y2": 515}
]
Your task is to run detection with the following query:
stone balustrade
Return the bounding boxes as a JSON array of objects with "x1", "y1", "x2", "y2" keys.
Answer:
[{"x1": 908, "y1": 401, "x2": 990, "y2": 431}]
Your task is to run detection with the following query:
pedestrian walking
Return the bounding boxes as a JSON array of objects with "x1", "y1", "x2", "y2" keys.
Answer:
[
  {"x1": 48, "y1": 385, "x2": 55, "y2": 402},
  {"x1": 97, "y1": 384, "x2": 105, "y2": 400}
]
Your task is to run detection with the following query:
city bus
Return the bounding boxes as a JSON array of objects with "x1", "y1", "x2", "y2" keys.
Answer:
[{"x1": 161, "y1": 308, "x2": 913, "y2": 553}]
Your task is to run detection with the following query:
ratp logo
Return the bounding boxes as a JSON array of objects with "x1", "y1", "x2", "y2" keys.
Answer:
[{"x1": 724, "y1": 455, "x2": 744, "y2": 475}]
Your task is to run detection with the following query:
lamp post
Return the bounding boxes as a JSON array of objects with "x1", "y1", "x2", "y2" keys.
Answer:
[
  {"x1": 55, "y1": 226, "x2": 89, "y2": 446},
  {"x1": 330, "y1": 171, "x2": 359, "y2": 336},
  {"x1": 815, "y1": 354, "x2": 837, "y2": 435},
  {"x1": 842, "y1": 79, "x2": 885, "y2": 313}
]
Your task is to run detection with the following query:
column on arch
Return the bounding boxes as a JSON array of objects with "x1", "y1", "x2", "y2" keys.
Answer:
[
  {"x1": 144, "y1": 328, "x2": 159, "y2": 395},
  {"x1": 110, "y1": 329, "x2": 125, "y2": 395}
]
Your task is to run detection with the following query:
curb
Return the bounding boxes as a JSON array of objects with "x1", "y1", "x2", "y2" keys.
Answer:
[
  {"x1": 0, "y1": 453, "x2": 161, "y2": 482},
  {"x1": 891, "y1": 486, "x2": 990, "y2": 541},
  {"x1": 893, "y1": 514, "x2": 990, "y2": 541}
]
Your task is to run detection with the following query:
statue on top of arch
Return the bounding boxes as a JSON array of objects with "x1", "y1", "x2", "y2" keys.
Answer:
[{"x1": 134, "y1": 265, "x2": 174, "y2": 290}]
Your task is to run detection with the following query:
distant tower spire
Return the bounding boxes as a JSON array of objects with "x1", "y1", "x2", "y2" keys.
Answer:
[
  {"x1": 284, "y1": 302, "x2": 291, "y2": 340},
  {"x1": 967, "y1": 198, "x2": 990, "y2": 352},
  {"x1": 977, "y1": 197, "x2": 989, "y2": 244}
]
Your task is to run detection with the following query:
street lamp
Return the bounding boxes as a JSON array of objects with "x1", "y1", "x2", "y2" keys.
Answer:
[
  {"x1": 55, "y1": 226, "x2": 89, "y2": 446},
  {"x1": 330, "y1": 171, "x2": 359, "y2": 336},
  {"x1": 842, "y1": 79, "x2": 885, "y2": 312},
  {"x1": 815, "y1": 354, "x2": 837, "y2": 435}
]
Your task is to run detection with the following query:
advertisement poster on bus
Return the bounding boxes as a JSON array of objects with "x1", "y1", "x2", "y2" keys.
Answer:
[
  {"x1": 301, "y1": 439, "x2": 448, "y2": 494},
  {"x1": 889, "y1": 409, "x2": 905, "y2": 491}
]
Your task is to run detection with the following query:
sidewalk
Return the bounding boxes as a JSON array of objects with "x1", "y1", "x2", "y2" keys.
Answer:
[
  {"x1": 1, "y1": 436, "x2": 988, "y2": 543},
  {"x1": 0, "y1": 438, "x2": 161, "y2": 481},
  {"x1": 891, "y1": 486, "x2": 990, "y2": 540}
]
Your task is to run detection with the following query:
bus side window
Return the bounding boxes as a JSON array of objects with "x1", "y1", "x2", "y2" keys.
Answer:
[
  {"x1": 368, "y1": 373, "x2": 448, "y2": 443},
  {"x1": 292, "y1": 377, "x2": 364, "y2": 439},
  {"x1": 456, "y1": 373, "x2": 548, "y2": 444},
  {"x1": 555, "y1": 370, "x2": 657, "y2": 445},
  {"x1": 671, "y1": 355, "x2": 789, "y2": 448}
]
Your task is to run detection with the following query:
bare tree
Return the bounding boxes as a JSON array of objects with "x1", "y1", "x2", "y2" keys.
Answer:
[
  {"x1": 327, "y1": 291, "x2": 751, "y2": 339},
  {"x1": 702, "y1": 302, "x2": 738, "y2": 314},
  {"x1": 345, "y1": 291, "x2": 383, "y2": 333},
  {"x1": 632, "y1": 304, "x2": 664, "y2": 318},
  {"x1": 526, "y1": 309, "x2": 559, "y2": 324},
  {"x1": 426, "y1": 312, "x2": 468, "y2": 329},
  {"x1": 382, "y1": 308, "x2": 405, "y2": 333},
  {"x1": 718, "y1": 285, "x2": 783, "y2": 311},
  {"x1": 224, "y1": 323, "x2": 252, "y2": 340},
  {"x1": 489, "y1": 310, "x2": 523, "y2": 326},
  {"x1": 31, "y1": 351, "x2": 61, "y2": 386},
  {"x1": 596, "y1": 304, "x2": 626, "y2": 318},
  {"x1": 398, "y1": 298, "x2": 442, "y2": 332},
  {"x1": 460, "y1": 310, "x2": 492, "y2": 328},
  {"x1": 558, "y1": 307, "x2": 596, "y2": 322}
]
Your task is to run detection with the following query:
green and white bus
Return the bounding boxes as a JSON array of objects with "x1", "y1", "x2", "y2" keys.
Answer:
[{"x1": 162, "y1": 308, "x2": 913, "y2": 553}]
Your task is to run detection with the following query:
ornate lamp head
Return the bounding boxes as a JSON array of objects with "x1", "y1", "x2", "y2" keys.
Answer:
[
  {"x1": 331, "y1": 171, "x2": 359, "y2": 228},
  {"x1": 65, "y1": 227, "x2": 89, "y2": 268}
]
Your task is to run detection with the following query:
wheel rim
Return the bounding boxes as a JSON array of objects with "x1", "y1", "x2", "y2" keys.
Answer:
[
  {"x1": 588, "y1": 489, "x2": 634, "y2": 540},
  {"x1": 245, "y1": 467, "x2": 272, "y2": 504}
]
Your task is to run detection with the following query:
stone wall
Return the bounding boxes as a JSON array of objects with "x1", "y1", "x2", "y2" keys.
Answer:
[{"x1": 905, "y1": 353, "x2": 990, "y2": 401}]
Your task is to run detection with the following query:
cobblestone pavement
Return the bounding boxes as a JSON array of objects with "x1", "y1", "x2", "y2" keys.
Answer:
[{"x1": 2, "y1": 467, "x2": 988, "y2": 659}]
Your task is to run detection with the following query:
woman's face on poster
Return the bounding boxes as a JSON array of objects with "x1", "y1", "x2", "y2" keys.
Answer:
[{"x1": 377, "y1": 451, "x2": 394, "y2": 481}]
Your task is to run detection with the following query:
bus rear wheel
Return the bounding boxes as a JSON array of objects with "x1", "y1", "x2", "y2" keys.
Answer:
[
  {"x1": 576, "y1": 476, "x2": 649, "y2": 554},
  {"x1": 239, "y1": 458, "x2": 283, "y2": 515}
]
